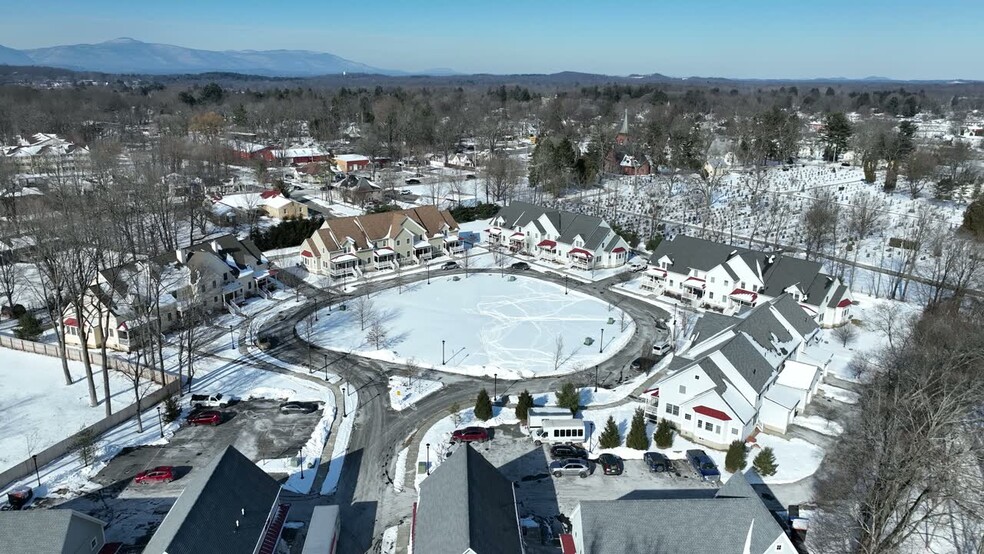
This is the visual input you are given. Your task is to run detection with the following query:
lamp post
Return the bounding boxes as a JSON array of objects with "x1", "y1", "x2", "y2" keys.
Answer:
[
  {"x1": 426, "y1": 262, "x2": 431, "y2": 285},
  {"x1": 298, "y1": 449, "x2": 305, "y2": 480},
  {"x1": 315, "y1": 298, "x2": 319, "y2": 321},
  {"x1": 599, "y1": 328, "x2": 605, "y2": 353},
  {"x1": 324, "y1": 354, "x2": 329, "y2": 381},
  {"x1": 595, "y1": 364, "x2": 599, "y2": 392},
  {"x1": 493, "y1": 373, "x2": 498, "y2": 402},
  {"x1": 564, "y1": 275, "x2": 569, "y2": 295},
  {"x1": 426, "y1": 443, "x2": 431, "y2": 475},
  {"x1": 156, "y1": 405, "x2": 164, "y2": 438},
  {"x1": 31, "y1": 455, "x2": 40, "y2": 487},
  {"x1": 229, "y1": 325, "x2": 235, "y2": 350},
  {"x1": 442, "y1": 340, "x2": 446, "y2": 365},
  {"x1": 327, "y1": 287, "x2": 332, "y2": 313},
  {"x1": 341, "y1": 386, "x2": 347, "y2": 417}
]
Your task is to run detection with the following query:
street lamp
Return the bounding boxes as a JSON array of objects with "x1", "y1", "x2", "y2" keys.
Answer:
[
  {"x1": 493, "y1": 373, "x2": 498, "y2": 401},
  {"x1": 229, "y1": 325, "x2": 235, "y2": 350},
  {"x1": 31, "y1": 455, "x2": 40, "y2": 487},
  {"x1": 426, "y1": 263, "x2": 431, "y2": 285},
  {"x1": 442, "y1": 340, "x2": 446, "y2": 365},
  {"x1": 595, "y1": 365, "x2": 599, "y2": 392},
  {"x1": 564, "y1": 275, "x2": 569, "y2": 295},
  {"x1": 426, "y1": 443, "x2": 431, "y2": 475},
  {"x1": 341, "y1": 386, "x2": 347, "y2": 417},
  {"x1": 315, "y1": 298, "x2": 319, "y2": 321},
  {"x1": 298, "y1": 449, "x2": 305, "y2": 480},
  {"x1": 599, "y1": 328, "x2": 605, "y2": 353},
  {"x1": 324, "y1": 354, "x2": 329, "y2": 381},
  {"x1": 156, "y1": 405, "x2": 164, "y2": 438}
]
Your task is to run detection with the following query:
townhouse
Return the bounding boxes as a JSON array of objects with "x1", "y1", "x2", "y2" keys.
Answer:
[
  {"x1": 488, "y1": 202, "x2": 630, "y2": 270},
  {"x1": 299, "y1": 206, "x2": 460, "y2": 282},
  {"x1": 644, "y1": 235, "x2": 852, "y2": 327},
  {"x1": 641, "y1": 294, "x2": 825, "y2": 448}
]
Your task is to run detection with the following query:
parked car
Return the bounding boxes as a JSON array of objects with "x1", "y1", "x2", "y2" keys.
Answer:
[
  {"x1": 643, "y1": 451, "x2": 671, "y2": 473},
  {"x1": 549, "y1": 444, "x2": 588, "y2": 460},
  {"x1": 450, "y1": 427, "x2": 490, "y2": 444},
  {"x1": 686, "y1": 449, "x2": 721, "y2": 481},
  {"x1": 400, "y1": 188, "x2": 413, "y2": 195},
  {"x1": 596, "y1": 453, "x2": 624, "y2": 476},
  {"x1": 134, "y1": 466, "x2": 176, "y2": 484},
  {"x1": 465, "y1": 174, "x2": 477, "y2": 180},
  {"x1": 549, "y1": 458, "x2": 591, "y2": 478},
  {"x1": 405, "y1": 178, "x2": 421, "y2": 185},
  {"x1": 186, "y1": 410, "x2": 222, "y2": 426},
  {"x1": 510, "y1": 261, "x2": 530, "y2": 270},
  {"x1": 280, "y1": 401, "x2": 320, "y2": 414},
  {"x1": 630, "y1": 357, "x2": 656, "y2": 371},
  {"x1": 441, "y1": 261, "x2": 459, "y2": 270},
  {"x1": 191, "y1": 393, "x2": 230, "y2": 408},
  {"x1": 651, "y1": 343, "x2": 672, "y2": 357}
]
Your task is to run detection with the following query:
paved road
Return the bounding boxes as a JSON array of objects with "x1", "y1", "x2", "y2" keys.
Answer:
[{"x1": 254, "y1": 266, "x2": 670, "y2": 553}]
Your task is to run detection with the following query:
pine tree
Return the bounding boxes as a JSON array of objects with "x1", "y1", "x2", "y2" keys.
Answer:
[
  {"x1": 598, "y1": 416, "x2": 622, "y2": 449},
  {"x1": 752, "y1": 447, "x2": 778, "y2": 477},
  {"x1": 652, "y1": 418, "x2": 675, "y2": 448},
  {"x1": 556, "y1": 382, "x2": 581, "y2": 415},
  {"x1": 725, "y1": 440, "x2": 748, "y2": 472},
  {"x1": 516, "y1": 390, "x2": 535, "y2": 423},
  {"x1": 625, "y1": 409, "x2": 650, "y2": 450},
  {"x1": 474, "y1": 389, "x2": 493, "y2": 421}
]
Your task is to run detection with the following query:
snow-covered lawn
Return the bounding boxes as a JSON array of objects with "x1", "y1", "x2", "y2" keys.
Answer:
[
  {"x1": 817, "y1": 383, "x2": 859, "y2": 404},
  {"x1": 0, "y1": 349, "x2": 159, "y2": 474},
  {"x1": 415, "y1": 405, "x2": 518, "y2": 490},
  {"x1": 320, "y1": 383, "x2": 358, "y2": 496},
  {"x1": 304, "y1": 274, "x2": 635, "y2": 379},
  {"x1": 388, "y1": 376, "x2": 443, "y2": 411},
  {"x1": 256, "y1": 389, "x2": 336, "y2": 494},
  {"x1": 792, "y1": 414, "x2": 844, "y2": 436}
]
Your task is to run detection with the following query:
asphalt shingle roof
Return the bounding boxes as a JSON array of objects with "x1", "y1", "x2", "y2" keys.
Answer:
[
  {"x1": 0, "y1": 509, "x2": 104, "y2": 554},
  {"x1": 415, "y1": 444, "x2": 524, "y2": 554},
  {"x1": 496, "y1": 201, "x2": 614, "y2": 250}
]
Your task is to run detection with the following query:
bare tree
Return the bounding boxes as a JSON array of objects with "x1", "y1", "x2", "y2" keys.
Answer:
[
  {"x1": 354, "y1": 294, "x2": 376, "y2": 332},
  {"x1": 832, "y1": 323, "x2": 858, "y2": 347},
  {"x1": 845, "y1": 192, "x2": 886, "y2": 288},
  {"x1": 802, "y1": 190, "x2": 840, "y2": 261},
  {"x1": 553, "y1": 334, "x2": 565, "y2": 372},
  {"x1": 366, "y1": 316, "x2": 388, "y2": 350},
  {"x1": 902, "y1": 148, "x2": 937, "y2": 199}
]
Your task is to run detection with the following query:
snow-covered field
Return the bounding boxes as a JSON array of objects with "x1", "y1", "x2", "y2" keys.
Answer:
[
  {"x1": 0, "y1": 349, "x2": 159, "y2": 473},
  {"x1": 303, "y1": 275, "x2": 636, "y2": 379},
  {"x1": 388, "y1": 376, "x2": 443, "y2": 411}
]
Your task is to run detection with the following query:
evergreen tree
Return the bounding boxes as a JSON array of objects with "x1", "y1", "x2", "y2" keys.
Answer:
[
  {"x1": 474, "y1": 389, "x2": 493, "y2": 421},
  {"x1": 14, "y1": 313, "x2": 43, "y2": 341},
  {"x1": 725, "y1": 440, "x2": 748, "y2": 472},
  {"x1": 752, "y1": 447, "x2": 778, "y2": 477},
  {"x1": 652, "y1": 418, "x2": 675, "y2": 448},
  {"x1": 598, "y1": 416, "x2": 622, "y2": 449},
  {"x1": 962, "y1": 198, "x2": 984, "y2": 238},
  {"x1": 820, "y1": 112, "x2": 853, "y2": 161},
  {"x1": 515, "y1": 390, "x2": 535, "y2": 423},
  {"x1": 625, "y1": 409, "x2": 650, "y2": 450},
  {"x1": 556, "y1": 382, "x2": 581, "y2": 415}
]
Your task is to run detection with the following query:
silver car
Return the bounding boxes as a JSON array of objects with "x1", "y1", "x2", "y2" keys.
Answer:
[{"x1": 549, "y1": 458, "x2": 591, "y2": 478}]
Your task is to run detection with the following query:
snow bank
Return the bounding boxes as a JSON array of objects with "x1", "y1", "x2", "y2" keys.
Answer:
[
  {"x1": 320, "y1": 383, "x2": 358, "y2": 496},
  {"x1": 256, "y1": 389, "x2": 336, "y2": 494},
  {"x1": 388, "y1": 376, "x2": 443, "y2": 411}
]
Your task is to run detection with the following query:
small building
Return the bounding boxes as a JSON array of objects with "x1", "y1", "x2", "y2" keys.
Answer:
[
  {"x1": 273, "y1": 147, "x2": 330, "y2": 165},
  {"x1": 333, "y1": 154, "x2": 372, "y2": 173},
  {"x1": 210, "y1": 191, "x2": 309, "y2": 221},
  {"x1": 300, "y1": 505, "x2": 340, "y2": 554},
  {"x1": 0, "y1": 509, "x2": 111, "y2": 554},
  {"x1": 144, "y1": 446, "x2": 290, "y2": 554},
  {"x1": 413, "y1": 443, "x2": 525, "y2": 554}
]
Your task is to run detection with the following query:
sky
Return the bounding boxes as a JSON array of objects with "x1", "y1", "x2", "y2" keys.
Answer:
[{"x1": 1, "y1": 0, "x2": 982, "y2": 79}]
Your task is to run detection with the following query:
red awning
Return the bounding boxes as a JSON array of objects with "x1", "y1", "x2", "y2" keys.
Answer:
[
  {"x1": 560, "y1": 534, "x2": 577, "y2": 554},
  {"x1": 684, "y1": 277, "x2": 706, "y2": 288},
  {"x1": 837, "y1": 298, "x2": 852, "y2": 308},
  {"x1": 612, "y1": 247, "x2": 626, "y2": 253},
  {"x1": 300, "y1": 250, "x2": 314, "y2": 258},
  {"x1": 537, "y1": 239, "x2": 557, "y2": 249},
  {"x1": 118, "y1": 322, "x2": 128, "y2": 331},
  {"x1": 511, "y1": 232, "x2": 524, "y2": 239},
  {"x1": 643, "y1": 387, "x2": 659, "y2": 398},
  {"x1": 63, "y1": 317, "x2": 78, "y2": 327},
  {"x1": 569, "y1": 248, "x2": 593, "y2": 258},
  {"x1": 729, "y1": 288, "x2": 758, "y2": 302},
  {"x1": 693, "y1": 405, "x2": 732, "y2": 421}
]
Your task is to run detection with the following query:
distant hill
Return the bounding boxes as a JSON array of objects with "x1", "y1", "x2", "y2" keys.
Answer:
[{"x1": 0, "y1": 44, "x2": 32, "y2": 66}]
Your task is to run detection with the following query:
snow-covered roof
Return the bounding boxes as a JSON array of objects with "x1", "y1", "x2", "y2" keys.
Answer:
[{"x1": 334, "y1": 154, "x2": 370, "y2": 162}]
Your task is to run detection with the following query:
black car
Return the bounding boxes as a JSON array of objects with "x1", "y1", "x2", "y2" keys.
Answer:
[
  {"x1": 465, "y1": 174, "x2": 477, "y2": 180},
  {"x1": 549, "y1": 444, "x2": 588, "y2": 460},
  {"x1": 405, "y1": 178, "x2": 421, "y2": 185},
  {"x1": 279, "y1": 401, "x2": 320, "y2": 414},
  {"x1": 511, "y1": 261, "x2": 530, "y2": 270},
  {"x1": 630, "y1": 357, "x2": 656, "y2": 371},
  {"x1": 643, "y1": 451, "x2": 671, "y2": 473},
  {"x1": 596, "y1": 453, "x2": 624, "y2": 476}
]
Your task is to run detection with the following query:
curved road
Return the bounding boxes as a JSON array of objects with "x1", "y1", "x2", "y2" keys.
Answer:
[{"x1": 254, "y1": 267, "x2": 669, "y2": 553}]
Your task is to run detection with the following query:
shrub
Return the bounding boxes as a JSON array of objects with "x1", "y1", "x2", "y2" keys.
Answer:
[
  {"x1": 725, "y1": 440, "x2": 748, "y2": 472},
  {"x1": 474, "y1": 389, "x2": 493, "y2": 421},
  {"x1": 248, "y1": 216, "x2": 324, "y2": 251},
  {"x1": 449, "y1": 203, "x2": 500, "y2": 223},
  {"x1": 72, "y1": 428, "x2": 97, "y2": 467},
  {"x1": 653, "y1": 418, "x2": 675, "y2": 448},
  {"x1": 598, "y1": 416, "x2": 622, "y2": 449},
  {"x1": 752, "y1": 447, "x2": 778, "y2": 477},
  {"x1": 162, "y1": 395, "x2": 181, "y2": 424},
  {"x1": 645, "y1": 235, "x2": 663, "y2": 251},
  {"x1": 15, "y1": 313, "x2": 43, "y2": 341},
  {"x1": 625, "y1": 409, "x2": 650, "y2": 450},
  {"x1": 556, "y1": 382, "x2": 581, "y2": 415},
  {"x1": 515, "y1": 390, "x2": 534, "y2": 423},
  {"x1": 448, "y1": 402, "x2": 462, "y2": 427},
  {"x1": 833, "y1": 323, "x2": 859, "y2": 346},
  {"x1": 962, "y1": 198, "x2": 984, "y2": 237}
]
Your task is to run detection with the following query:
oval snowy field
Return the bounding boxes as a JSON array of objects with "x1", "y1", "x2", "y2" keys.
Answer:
[{"x1": 301, "y1": 274, "x2": 635, "y2": 378}]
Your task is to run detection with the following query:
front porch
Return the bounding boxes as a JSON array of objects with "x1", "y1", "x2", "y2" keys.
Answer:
[
  {"x1": 373, "y1": 247, "x2": 396, "y2": 271},
  {"x1": 444, "y1": 236, "x2": 465, "y2": 255},
  {"x1": 508, "y1": 232, "x2": 525, "y2": 253},
  {"x1": 329, "y1": 254, "x2": 359, "y2": 279},
  {"x1": 640, "y1": 268, "x2": 667, "y2": 292},
  {"x1": 568, "y1": 248, "x2": 595, "y2": 270},
  {"x1": 414, "y1": 240, "x2": 434, "y2": 261}
]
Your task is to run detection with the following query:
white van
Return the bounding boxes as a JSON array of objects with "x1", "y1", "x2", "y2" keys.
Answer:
[
  {"x1": 531, "y1": 419, "x2": 589, "y2": 446},
  {"x1": 527, "y1": 407, "x2": 574, "y2": 430}
]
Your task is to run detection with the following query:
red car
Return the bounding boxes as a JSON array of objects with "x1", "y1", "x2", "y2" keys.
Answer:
[
  {"x1": 134, "y1": 466, "x2": 176, "y2": 484},
  {"x1": 187, "y1": 410, "x2": 222, "y2": 426},
  {"x1": 450, "y1": 427, "x2": 490, "y2": 444}
]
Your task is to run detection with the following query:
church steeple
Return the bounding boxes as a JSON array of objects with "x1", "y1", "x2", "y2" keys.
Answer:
[{"x1": 616, "y1": 109, "x2": 630, "y2": 145}]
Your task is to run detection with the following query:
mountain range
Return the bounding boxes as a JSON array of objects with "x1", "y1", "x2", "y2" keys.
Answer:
[{"x1": 0, "y1": 38, "x2": 458, "y2": 77}]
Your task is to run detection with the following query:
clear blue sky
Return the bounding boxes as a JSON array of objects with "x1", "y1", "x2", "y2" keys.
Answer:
[{"x1": 1, "y1": 0, "x2": 981, "y2": 79}]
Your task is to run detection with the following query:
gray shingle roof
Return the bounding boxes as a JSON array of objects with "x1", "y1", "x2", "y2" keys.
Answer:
[
  {"x1": 827, "y1": 284, "x2": 849, "y2": 308},
  {"x1": 574, "y1": 472, "x2": 786, "y2": 554},
  {"x1": 759, "y1": 255, "x2": 823, "y2": 298},
  {"x1": 415, "y1": 444, "x2": 524, "y2": 554},
  {"x1": 770, "y1": 294, "x2": 820, "y2": 337},
  {"x1": 648, "y1": 235, "x2": 755, "y2": 273},
  {"x1": 143, "y1": 445, "x2": 282, "y2": 554},
  {"x1": 496, "y1": 201, "x2": 614, "y2": 250},
  {"x1": 0, "y1": 509, "x2": 105, "y2": 554}
]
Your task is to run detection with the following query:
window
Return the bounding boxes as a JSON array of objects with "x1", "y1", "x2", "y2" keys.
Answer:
[
  {"x1": 709, "y1": 277, "x2": 715, "y2": 284},
  {"x1": 776, "y1": 545, "x2": 782, "y2": 551},
  {"x1": 740, "y1": 281, "x2": 746, "y2": 289},
  {"x1": 715, "y1": 425, "x2": 721, "y2": 434},
  {"x1": 704, "y1": 421, "x2": 714, "y2": 431},
  {"x1": 724, "y1": 280, "x2": 729, "y2": 287},
  {"x1": 108, "y1": 329, "x2": 114, "y2": 337},
  {"x1": 731, "y1": 428, "x2": 739, "y2": 435},
  {"x1": 91, "y1": 537, "x2": 98, "y2": 551},
  {"x1": 684, "y1": 413, "x2": 692, "y2": 421},
  {"x1": 212, "y1": 280, "x2": 216, "y2": 288},
  {"x1": 664, "y1": 403, "x2": 679, "y2": 416},
  {"x1": 678, "y1": 385, "x2": 686, "y2": 394},
  {"x1": 167, "y1": 313, "x2": 172, "y2": 321},
  {"x1": 708, "y1": 292, "x2": 714, "y2": 299}
]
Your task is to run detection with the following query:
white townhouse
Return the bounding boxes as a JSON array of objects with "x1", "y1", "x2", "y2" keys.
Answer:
[
  {"x1": 644, "y1": 235, "x2": 853, "y2": 327},
  {"x1": 641, "y1": 294, "x2": 826, "y2": 449},
  {"x1": 488, "y1": 201, "x2": 630, "y2": 270}
]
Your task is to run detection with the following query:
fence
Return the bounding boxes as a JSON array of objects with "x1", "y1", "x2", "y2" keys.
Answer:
[{"x1": 0, "y1": 336, "x2": 182, "y2": 490}]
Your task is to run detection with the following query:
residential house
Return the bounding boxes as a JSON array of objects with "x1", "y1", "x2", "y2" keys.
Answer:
[
  {"x1": 0, "y1": 509, "x2": 112, "y2": 554},
  {"x1": 210, "y1": 190, "x2": 309, "y2": 221},
  {"x1": 228, "y1": 140, "x2": 275, "y2": 163},
  {"x1": 63, "y1": 235, "x2": 272, "y2": 351},
  {"x1": 338, "y1": 175, "x2": 383, "y2": 206},
  {"x1": 604, "y1": 111, "x2": 652, "y2": 176},
  {"x1": 413, "y1": 444, "x2": 525, "y2": 554},
  {"x1": 1, "y1": 133, "x2": 89, "y2": 174},
  {"x1": 300, "y1": 206, "x2": 460, "y2": 282},
  {"x1": 447, "y1": 152, "x2": 476, "y2": 168},
  {"x1": 489, "y1": 202, "x2": 630, "y2": 270},
  {"x1": 333, "y1": 154, "x2": 371, "y2": 173},
  {"x1": 273, "y1": 147, "x2": 330, "y2": 165},
  {"x1": 641, "y1": 295, "x2": 823, "y2": 448},
  {"x1": 565, "y1": 471, "x2": 795, "y2": 554},
  {"x1": 644, "y1": 235, "x2": 852, "y2": 327},
  {"x1": 144, "y1": 446, "x2": 290, "y2": 554}
]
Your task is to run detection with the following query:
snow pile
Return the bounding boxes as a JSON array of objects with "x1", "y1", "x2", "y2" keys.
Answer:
[
  {"x1": 256, "y1": 390, "x2": 336, "y2": 494},
  {"x1": 381, "y1": 525, "x2": 399, "y2": 554},
  {"x1": 388, "y1": 375, "x2": 443, "y2": 411},
  {"x1": 792, "y1": 415, "x2": 844, "y2": 436},
  {"x1": 817, "y1": 383, "x2": 859, "y2": 404},
  {"x1": 320, "y1": 383, "x2": 358, "y2": 496},
  {"x1": 393, "y1": 447, "x2": 410, "y2": 493}
]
